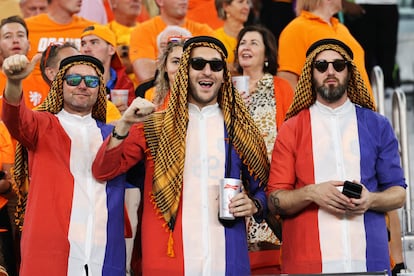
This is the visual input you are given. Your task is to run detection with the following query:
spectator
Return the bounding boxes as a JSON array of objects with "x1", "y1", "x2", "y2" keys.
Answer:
[
  {"x1": 152, "y1": 39, "x2": 185, "y2": 110},
  {"x1": 156, "y1": 25, "x2": 192, "y2": 59},
  {"x1": 24, "y1": 0, "x2": 95, "y2": 99},
  {"x1": 214, "y1": 0, "x2": 250, "y2": 72},
  {"x1": 343, "y1": 0, "x2": 399, "y2": 94},
  {"x1": 92, "y1": 36, "x2": 269, "y2": 274},
  {"x1": 0, "y1": 121, "x2": 17, "y2": 276},
  {"x1": 234, "y1": 24, "x2": 293, "y2": 273},
  {"x1": 39, "y1": 42, "x2": 122, "y2": 124},
  {"x1": 81, "y1": 24, "x2": 135, "y2": 113},
  {"x1": 136, "y1": 27, "x2": 190, "y2": 103},
  {"x1": 107, "y1": 0, "x2": 144, "y2": 87},
  {"x1": 267, "y1": 38, "x2": 406, "y2": 274},
  {"x1": 277, "y1": 0, "x2": 373, "y2": 98},
  {"x1": 129, "y1": 0, "x2": 214, "y2": 84},
  {"x1": 0, "y1": 16, "x2": 48, "y2": 112},
  {"x1": 2, "y1": 54, "x2": 126, "y2": 275},
  {"x1": 19, "y1": 0, "x2": 47, "y2": 18}
]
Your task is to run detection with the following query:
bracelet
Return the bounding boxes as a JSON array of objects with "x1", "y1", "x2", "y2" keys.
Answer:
[{"x1": 112, "y1": 127, "x2": 129, "y2": 140}]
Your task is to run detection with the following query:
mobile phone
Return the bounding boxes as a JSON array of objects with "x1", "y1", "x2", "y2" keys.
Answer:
[{"x1": 342, "y1": 181, "x2": 362, "y2": 199}]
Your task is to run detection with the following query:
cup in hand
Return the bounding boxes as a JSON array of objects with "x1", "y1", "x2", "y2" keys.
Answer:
[
  {"x1": 232, "y1": 76, "x2": 250, "y2": 97},
  {"x1": 110, "y1": 89, "x2": 129, "y2": 106},
  {"x1": 219, "y1": 178, "x2": 242, "y2": 220}
]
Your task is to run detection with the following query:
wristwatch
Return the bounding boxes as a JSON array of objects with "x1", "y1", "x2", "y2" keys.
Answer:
[{"x1": 112, "y1": 128, "x2": 129, "y2": 140}]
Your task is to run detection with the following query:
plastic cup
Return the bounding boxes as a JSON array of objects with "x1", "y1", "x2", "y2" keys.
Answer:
[
  {"x1": 110, "y1": 89, "x2": 129, "y2": 106},
  {"x1": 219, "y1": 178, "x2": 242, "y2": 220},
  {"x1": 232, "y1": 76, "x2": 250, "y2": 96}
]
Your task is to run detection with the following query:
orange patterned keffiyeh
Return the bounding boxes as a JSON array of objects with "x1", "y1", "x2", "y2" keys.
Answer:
[{"x1": 143, "y1": 37, "x2": 269, "y2": 246}]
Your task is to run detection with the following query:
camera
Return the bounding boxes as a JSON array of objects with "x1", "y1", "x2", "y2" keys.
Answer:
[{"x1": 342, "y1": 181, "x2": 362, "y2": 199}]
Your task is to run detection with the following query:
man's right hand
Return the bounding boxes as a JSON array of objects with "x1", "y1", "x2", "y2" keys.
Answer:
[{"x1": 3, "y1": 53, "x2": 41, "y2": 81}]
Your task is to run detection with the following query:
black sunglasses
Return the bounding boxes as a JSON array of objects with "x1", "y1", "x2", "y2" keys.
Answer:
[
  {"x1": 190, "y1": 58, "x2": 225, "y2": 72},
  {"x1": 313, "y1": 60, "x2": 349, "y2": 73},
  {"x1": 63, "y1": 74, "x2": 100, "y2": 88}
]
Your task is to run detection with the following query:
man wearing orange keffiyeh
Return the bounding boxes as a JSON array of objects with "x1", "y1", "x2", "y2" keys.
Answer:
[{"x1": 93, "y1": 35, "x2": 269, "y2": 275}]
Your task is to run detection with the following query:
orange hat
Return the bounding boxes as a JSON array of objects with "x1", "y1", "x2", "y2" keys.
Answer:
[
  {"x1": 81, "y1": 24, "x2": 123, "y2": 69},
  {"x1": 81, "y1": 24, "x2": 117, "y2": 48}
]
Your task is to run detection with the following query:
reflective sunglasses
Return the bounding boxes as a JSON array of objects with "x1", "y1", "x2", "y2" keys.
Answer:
[
  {"x1": 313, "y1": 59, "x2": 349, "y2": 73},
  {"x1": 190, "y1": 58, "x2": 225, "y2": 72},
  {"x1": 63, "y1": 74, "x2": 100, "y2": 88}
]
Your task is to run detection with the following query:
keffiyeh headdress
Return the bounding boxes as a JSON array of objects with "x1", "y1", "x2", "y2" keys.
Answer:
[{"x1": 285, "y1": 38, "x2": 376, "y2": 120}]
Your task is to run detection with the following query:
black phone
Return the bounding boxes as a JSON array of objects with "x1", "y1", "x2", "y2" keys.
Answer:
[{"x1": 342, "y1": 181, "x2": 362, "y2": 199}]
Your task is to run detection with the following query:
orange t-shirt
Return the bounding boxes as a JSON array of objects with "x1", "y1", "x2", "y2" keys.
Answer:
[
  {"x1": 129, "y1": 16, "x2": 214, "y2": 63},
  {"x1": 0, "y1": 72, "x2": 49, "y2": 114},
  {"x1": 0, "y1": 121, "x2": 15, "y2": 165},
  {"x1": 25, "y1": 14, "x2": 95, "y2": 82},
  {"x1": 278, "y1": 11, "x2": 373, "y2": 95},
  {"x1": 187, "y1": 0, "x2": 224, "y2": 29}
]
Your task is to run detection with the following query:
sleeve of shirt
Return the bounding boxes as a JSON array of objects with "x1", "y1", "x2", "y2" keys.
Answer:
[
  {"x1": 267, "y1": 117, "x2": 298, "y2": 196},
  {"x1": 92, "y1": 124, "x2": 147, "y2": 181}
]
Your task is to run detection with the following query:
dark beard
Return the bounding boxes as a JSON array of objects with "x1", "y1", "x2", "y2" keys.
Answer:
[{"x1": 315, "y1": 82, "x2": 347, "y2": 103}]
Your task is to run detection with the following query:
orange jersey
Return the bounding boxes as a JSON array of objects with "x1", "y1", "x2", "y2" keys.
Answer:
[
  {"x1": 0, "y1": 121, "x2": 14, "y2": 165},
  {"x1": 187, "y1": 0, "x2": 224, "y2": 29},
  {"x1": 129, "y1": 16, "x2": 214, "y2": 63},
  {"x1": 0, "y1": 72, "x2": 49, "y2": 114},
  {"x1": 278, "y1": 11, "x2": 373, "y2": 95},
  {"x1": 25, "y1": 14, "x2": 95, "y2": 80}
]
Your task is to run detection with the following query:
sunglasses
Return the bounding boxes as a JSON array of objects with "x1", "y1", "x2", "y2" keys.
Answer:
[
  {"x1": 63, "y1": 74, "x2": 100, "y2": 88},
  {"x1": 167, "y1": 35, "x2": 191, "y2": 43},
  {"x1": 313, "y1": 60, "x2": 349, "y2": 73},
  {"x1": 42, "y1": 42, "x2": 64, "y2": 68},
  {"x1": 190, "y1": 58, "x2": 225, "y2": 72}
]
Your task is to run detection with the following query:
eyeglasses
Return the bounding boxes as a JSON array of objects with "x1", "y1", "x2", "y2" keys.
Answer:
[
  {"x1": 313, "y1": 60, "x2": 349, "y2": 73},
  {"x1": 63, "y1": 74, "x2": 100, "y2": 88},
  {"x1": 189, "y1": 58, "x2": 225, "y2": 72}
]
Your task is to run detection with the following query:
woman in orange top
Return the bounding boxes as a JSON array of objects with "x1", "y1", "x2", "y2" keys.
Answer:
[{"x1": 234, "y1": 25, "x2": 294, "y2": 274}]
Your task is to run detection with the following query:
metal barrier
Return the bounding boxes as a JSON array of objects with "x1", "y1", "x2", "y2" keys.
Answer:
[
  {"x1": 392, "y1": 88, "x2": 412, "y2": 234},
  {"x1": 371, "y1": 66, "x2": 385, "y2": 115}
]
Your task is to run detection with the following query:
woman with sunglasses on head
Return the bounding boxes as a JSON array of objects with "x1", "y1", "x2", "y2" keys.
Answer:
[
  {"x1": 214, "y1": 0, "x2": 250, "y2": 73},
  {"x1": 151, "y1": 39, "x2": 185, "y2": 111},
  {"x1": 234, "y1": 24, "x2": 294, "y2": 274}
]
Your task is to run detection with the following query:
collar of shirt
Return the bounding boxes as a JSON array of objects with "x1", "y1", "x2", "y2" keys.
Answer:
[{"x1": 106, "y1": 67, "x2": 117, "y2": 90}]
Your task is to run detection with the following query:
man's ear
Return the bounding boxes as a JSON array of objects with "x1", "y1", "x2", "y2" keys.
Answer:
[
  {"x1": 45, "y1": 67, "x2": 56, "y2": 84},
  {"x1": 109, "y1": 44, "x2": 116, "y2": 56}
]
